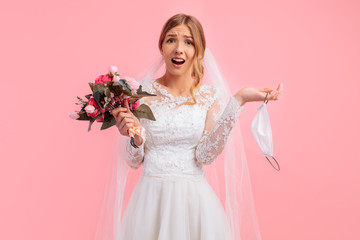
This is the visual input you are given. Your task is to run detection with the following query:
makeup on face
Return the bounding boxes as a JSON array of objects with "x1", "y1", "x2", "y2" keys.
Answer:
[{"x1": 162, "y1": 25, "x2": 195, "y2": 73}]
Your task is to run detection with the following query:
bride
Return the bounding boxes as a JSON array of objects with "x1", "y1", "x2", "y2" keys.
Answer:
[{"x1": 100, "y1": 13, "x2": 283, "y2": 240}]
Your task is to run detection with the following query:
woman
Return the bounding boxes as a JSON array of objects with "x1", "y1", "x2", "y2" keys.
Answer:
[{"x1": 104, "y1": 13, "x2": 282, "y2": 240}]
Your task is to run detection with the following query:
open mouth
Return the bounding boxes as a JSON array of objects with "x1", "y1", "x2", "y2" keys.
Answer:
[{"x1": 171, "y1": 58, "x2": 185, "y2": 65}]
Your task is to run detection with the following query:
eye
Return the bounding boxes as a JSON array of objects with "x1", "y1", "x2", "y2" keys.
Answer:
[
  {"x1": 167, "y1": 38, "x2": 175, "y2": 43},
  {"x1": 186, "y1": 40, "x2": 193, "y2": 45}
]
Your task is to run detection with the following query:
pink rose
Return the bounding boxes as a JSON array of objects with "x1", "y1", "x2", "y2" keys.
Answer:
[
  {"x1": 95, "y1": 74, "x2": 112, "y2": 85},
  {"x1": 113, "y1": 75, "x2": 120, "y2": 82},
  {"x1": 109, "y1": 65, "x2": 118, "y2": 74},
  {"x1": 125, "y1": 76, "x2": 140, "y2": 94},
  {"x1": 85, "y1": 105, "x2": 95, "y2": 114},
  {"x1": 87, "y1": 98, "x2": 99, "y2": 108},
  {"x1": 86, "y1": 98, "x2": 101, "y2": 118}
]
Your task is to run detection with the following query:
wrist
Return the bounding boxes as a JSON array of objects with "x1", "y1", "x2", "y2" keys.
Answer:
[
  {"x1": 133, "y1": 125, "x2": 145, "y2": 146},
  {"x1": 234, "y1": 95, "x2": 246, "y2": 107},
  {"x1": 134, "y1": 134, "x2": 143, "y2": 146}
]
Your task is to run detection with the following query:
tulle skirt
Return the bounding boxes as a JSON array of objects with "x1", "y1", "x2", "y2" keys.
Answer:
[{"x1": 119, "y1": 174, "x2": 233, "y2": 240}]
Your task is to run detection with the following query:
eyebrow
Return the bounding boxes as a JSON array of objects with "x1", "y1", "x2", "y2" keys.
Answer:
[{"x1": 166, "y1": 33, "x2": 193, "y2": 39}]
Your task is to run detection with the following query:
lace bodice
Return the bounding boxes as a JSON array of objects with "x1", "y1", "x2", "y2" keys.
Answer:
[{"x1": 123, "y1": 79, "x2": 244, "y2": 177}]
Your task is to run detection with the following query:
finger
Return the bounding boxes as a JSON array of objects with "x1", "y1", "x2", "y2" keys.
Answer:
[
  {"x1": 125, "y1": 122, "x2": 134, "y2": 129},
  {"x1": 259, "y1": 88, "x2": 273, "y2": 93},
  {"x1": 121, "y1": 122, "x2": 134, "y2": 136},
  {"x1": 272, "y1": 91, "x2": 281, "y2": 100},
  {"x1": 112, "y1": 107, "x2": 126, "y2": 118},
  {"x1": 275, "y1": 84, "x2": 283, "y2": 99},
  {"x1": 124, "y1": 117, "x2": 134, "y2": 123},
  {"x1": 114, "y1": 111, "x2": 121, "y2": 125},
  {"x1": 112, "y1": 108, "x2": 120, "y2": 118},
  {"x1": 275, "y1": 91, "x2": 282, "y2": 100},
  {"x1": 116, "y1": 116, "x2": 124, "y2": 128},
  {"x1": 119, "y1": 112, "x2": 132, "y2": 118},
  {"x1": 118, "y1": 107, "x2": 128, "y2": 112},
  {"x1": 120, "y1": 117, "x2": 134, "y2": 127},
  {"x1": 118, "y1": 118, "x2": 126, "y2": 131},
  {"x1": 124, "y1": 99, "x2": 131, "y2": 113},
  {"x1": 116, "y1": 114, "x2": 131, "y2": 127}
]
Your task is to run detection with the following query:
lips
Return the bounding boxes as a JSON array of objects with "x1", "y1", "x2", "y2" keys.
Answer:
[{"x1": 171, "y1": 58, "x2": 185, "y2": 65}]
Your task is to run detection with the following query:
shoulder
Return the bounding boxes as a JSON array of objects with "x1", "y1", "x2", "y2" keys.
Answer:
[
  {"x1": 199, "y1": 84, "x2": 224, "y2": 99},
  {"x1": 197, "y1": 84, "x2": 219, "y2": 109},
  {"x1": 199, "y1": 83, "x2": 215, "y2": 94}
]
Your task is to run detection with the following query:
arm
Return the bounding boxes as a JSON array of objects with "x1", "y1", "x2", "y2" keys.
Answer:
[
  {"x1": 195, "y1": 92, "x2": 244, "y2": 165},
  {"x1": 112, "y1": 92, "x2": 147, "y2": 170}
]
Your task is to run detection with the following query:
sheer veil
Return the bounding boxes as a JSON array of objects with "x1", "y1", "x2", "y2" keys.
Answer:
[{"x1": 94, "y1": 48, "x2": 262, "y2": 240}]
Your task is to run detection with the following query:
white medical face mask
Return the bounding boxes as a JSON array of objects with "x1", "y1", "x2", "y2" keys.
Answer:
[{"x1": 251, "y1": 93, "x2": 280, "y2": 171}]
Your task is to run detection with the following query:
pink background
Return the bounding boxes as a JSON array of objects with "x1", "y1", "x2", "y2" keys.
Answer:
[{"x1": 1, "y1": 0, "x2": 359, "y2": 239}]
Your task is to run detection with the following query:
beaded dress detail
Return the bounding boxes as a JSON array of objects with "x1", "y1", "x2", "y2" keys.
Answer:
[{"x1": 119, "y1": 79, "x2": 244, "y2": 240}]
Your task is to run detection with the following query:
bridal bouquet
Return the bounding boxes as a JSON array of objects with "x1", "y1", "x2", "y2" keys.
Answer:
[{"x1": 69, "y1": 66, "x2": 156, "y2": 148}]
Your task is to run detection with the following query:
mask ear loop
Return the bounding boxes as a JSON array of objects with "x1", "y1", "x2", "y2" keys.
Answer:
[
  {"x1": 265, "y1": 156, "x2": 280, "y2": 171},
  {"x1": 263, "y1": 91, "x2": 281, "y2": 171},
  {"x1": 264, "y1": 91, "x2": 270, "y2": 104}
]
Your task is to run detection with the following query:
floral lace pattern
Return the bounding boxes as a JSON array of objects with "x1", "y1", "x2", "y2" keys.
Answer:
[{"x1": 124, "y1": 79, "x2": 244, "y2": 176}]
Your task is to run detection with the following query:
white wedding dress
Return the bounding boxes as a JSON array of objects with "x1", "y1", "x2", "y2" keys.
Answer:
[{"x1": 119, "y1": 79, "x2": 244, "y2": 240}]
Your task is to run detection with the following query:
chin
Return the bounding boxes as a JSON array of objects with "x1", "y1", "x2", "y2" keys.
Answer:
[{"x1": 166, "y1": 65, "x2": 191, "y2": 77}]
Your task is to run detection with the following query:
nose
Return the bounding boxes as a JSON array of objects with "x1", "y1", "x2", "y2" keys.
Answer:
[{"x1": 175, "y1": 41, "x2": 184, "y2": 54}]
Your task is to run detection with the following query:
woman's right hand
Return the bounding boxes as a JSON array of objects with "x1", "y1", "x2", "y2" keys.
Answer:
[{"x1": 111, "y1": 99, "x2": 142, "y2": 140}]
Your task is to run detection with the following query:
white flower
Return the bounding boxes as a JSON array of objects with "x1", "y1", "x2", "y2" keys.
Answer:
[
  {"x1": 85, "y1": 105, "x2": 95, "y2": 114},
  {"x1": 124, "y1": 76, "x2": 140, "y2": 94},
  {"x1": 109, "y1": 65, "x2": 118, "y2": 74},
  {"x1": 113, "y1": 75, "x2": 120, "y2": 82},
  {"x1": 69, "y1": 112, "x2": 79, "y2": 119}
]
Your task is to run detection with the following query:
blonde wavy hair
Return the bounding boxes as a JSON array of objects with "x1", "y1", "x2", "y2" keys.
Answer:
[{"x1": 158, "y1": 13, "x2": 206, "y2": 105}]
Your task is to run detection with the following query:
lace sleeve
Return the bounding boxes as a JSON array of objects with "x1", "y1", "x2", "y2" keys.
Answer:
[
  {"x1": 123, "y1": 125, "x2": 146, "y2": 169},
  {"x1": 195, "y1": 89, "x2": 244, "y2": 165}
]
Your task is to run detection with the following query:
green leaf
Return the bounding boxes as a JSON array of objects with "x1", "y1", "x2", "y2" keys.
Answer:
[
  {"x1": 129, "y1": 98, "x2": 139, "y2": 104},
  {"x1": 136, "y1": 85, "x2": 142, "y2": 94},
  {"x1": 77, "y1": 112, "x2": 92, "y2": 120},
  {"x1": 100, "y1": 112, "x2": 116, "y2": 130},
  {"x1": 105, "y1": 89, "x2": 111, "y2": 98},
  {"x1": 133, "y1": 104, "x2": 156, "y2": 121},
  {"x1": 119, "y1": 80, "x2": 132, "y2": 96},
  {"x1": 131, "y1": 93, "x2": 157, "y2": 100},
  {"x1": 136, "y1": 85, "x2": 157, "y2": 97},
  {"x1": 93, "y1": 91, "x2": 105, "y2": 110},
  {"x1": 88, "y1": 82, "x2": 94, "y2": 92},
  {"x1": 93, "y1": 91, "x2": 101, "y2": 106},
  {"x1": 93, "y1": 83, "x2": 107, "y2": 94},
  {"x1": 109, "y1": 82, "x2": 124, "y2": 96},
  {"x1": 87, "y1": 114, "x2": 103, "y2": 132},
  {"x1": 88, "y1": 118, "x2": 95, "y2": 132}
]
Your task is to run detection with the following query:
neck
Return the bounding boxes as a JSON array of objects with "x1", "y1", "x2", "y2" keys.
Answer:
[{"x1": 159, "y1": 71, "x2": 196, "y2": 96}]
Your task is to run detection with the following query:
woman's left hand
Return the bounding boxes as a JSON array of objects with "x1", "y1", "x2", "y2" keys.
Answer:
[{"x1": 234, "y1": 83, "x2": 283, "y2": 106}]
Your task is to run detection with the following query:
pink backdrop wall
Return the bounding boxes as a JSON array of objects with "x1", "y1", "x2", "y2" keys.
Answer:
[{"x1": 1, "y1": 0, "x2": 359, "y2": 239}]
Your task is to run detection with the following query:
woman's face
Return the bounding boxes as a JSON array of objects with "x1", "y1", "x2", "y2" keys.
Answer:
[{"x1": 160, "y1": 24, "x2": 195, "y2": 77}]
